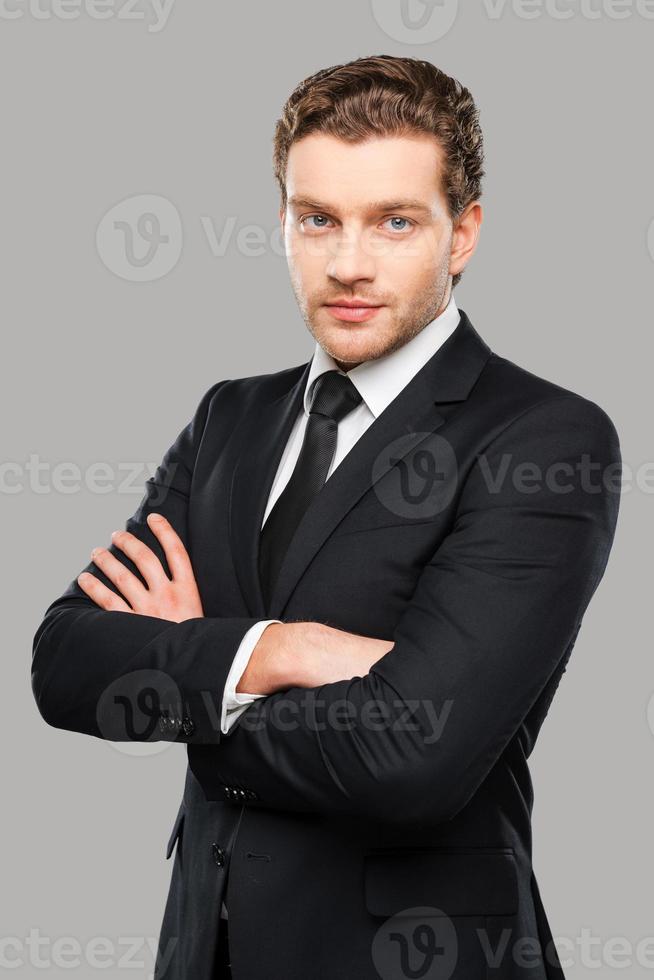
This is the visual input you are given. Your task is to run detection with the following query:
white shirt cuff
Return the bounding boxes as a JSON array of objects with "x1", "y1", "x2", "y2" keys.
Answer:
[{"x1": 220, "y1": 619, "x2": 282, "y2": 735}]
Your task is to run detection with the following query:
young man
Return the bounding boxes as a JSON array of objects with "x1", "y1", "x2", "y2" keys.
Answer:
[{"x1": 32, "y1": 55, "x2": 621, "y2": 979}]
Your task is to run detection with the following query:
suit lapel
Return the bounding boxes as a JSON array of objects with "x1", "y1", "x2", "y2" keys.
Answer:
[{"x1": 229, "y1": 309, "x2": 491, "y2": 619}]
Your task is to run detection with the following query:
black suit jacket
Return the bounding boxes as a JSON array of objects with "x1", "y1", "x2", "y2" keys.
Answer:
[{"x1": 32, "y1": 309, "x2": 621, "y2": 980}]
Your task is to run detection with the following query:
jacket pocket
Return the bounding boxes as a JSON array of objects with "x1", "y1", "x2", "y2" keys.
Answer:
[
  {"x1": 363, "y1": 847, "x2": 518, "y2": 918},
  {"x1": 165, "y1": 802, "x2": 186, "y2": 860}
]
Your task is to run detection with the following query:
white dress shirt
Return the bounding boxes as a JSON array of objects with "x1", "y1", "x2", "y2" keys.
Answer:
[{"x1": 218, "y1": 292, "x2": 460, "y2": 918}]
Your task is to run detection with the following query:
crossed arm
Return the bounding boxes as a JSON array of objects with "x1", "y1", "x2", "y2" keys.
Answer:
[
  {"x1": 76, "y1": 511, "x2": 392, "y2": 695},
  {"x1": 31, "y1": 380, "x2": 392, "y2": 750},
  {"x1": 31, "y1": 385, "x2": 621, "y2": 826}
]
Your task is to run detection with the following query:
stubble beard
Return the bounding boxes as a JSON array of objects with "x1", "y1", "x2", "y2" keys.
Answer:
[{"x1": 295, "y1": 259, "x2": 452, "y2": 368}]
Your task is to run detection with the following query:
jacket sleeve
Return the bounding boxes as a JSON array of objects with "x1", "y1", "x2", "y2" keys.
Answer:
[
  {"x1": 188, "y1": 395, "x2": 622, "y2": 825},
  {"x1": 31, "y1": 380, "x2": 263, "y2": 745}
]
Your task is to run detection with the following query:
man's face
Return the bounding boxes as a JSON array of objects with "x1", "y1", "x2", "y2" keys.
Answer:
[{"x1": 280, "y1": 132, "x2": 479, "y2": 371}]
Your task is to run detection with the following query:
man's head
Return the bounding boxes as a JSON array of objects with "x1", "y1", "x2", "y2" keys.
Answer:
[{"x1": 273, "y1": 55, "x2": 484, "y2": 371}]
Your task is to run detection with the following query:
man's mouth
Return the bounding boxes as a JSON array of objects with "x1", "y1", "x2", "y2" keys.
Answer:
[{"x1": 324, "y1": 299, "x2": 385, "y2": 323}]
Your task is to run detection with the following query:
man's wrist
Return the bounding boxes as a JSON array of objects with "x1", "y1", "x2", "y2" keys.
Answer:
[
  {"x1": 235, "y1": 620, "x2": 393, "y2": 695},
  {"x1": 235, "y1": 621, "x2": 325, "y2": 695},
  {"x1": 265, "y1": 621, "x2": 328, "y2": 691}
]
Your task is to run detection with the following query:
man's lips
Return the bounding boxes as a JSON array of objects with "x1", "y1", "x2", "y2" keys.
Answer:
[
  {"x1": 324, "y1": 301, "x2": 385, "y2": 322},
  {"x1": 326, "y1": 298, "x2": 383, "y2": 308}
]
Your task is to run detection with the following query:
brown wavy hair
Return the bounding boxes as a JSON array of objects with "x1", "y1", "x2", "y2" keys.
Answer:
[{"x1": 272, "y1": 54, "x2": 484, "y2": 288}]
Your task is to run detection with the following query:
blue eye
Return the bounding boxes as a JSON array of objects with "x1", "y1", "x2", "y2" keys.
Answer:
[
  {"x1": 384, "y1": 216, "x2": 412, "y2": 232},
  {"x1": 301, "y1": 214, "x2": 331, "y2": 229}
]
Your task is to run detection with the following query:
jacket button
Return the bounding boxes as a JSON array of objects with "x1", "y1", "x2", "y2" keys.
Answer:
[
  {"x1": 181, "y1": 717, "x2": 195, "y2": 736},
  {"x1": 211, "y1": 842, "x2": 226, "y2": 868}
]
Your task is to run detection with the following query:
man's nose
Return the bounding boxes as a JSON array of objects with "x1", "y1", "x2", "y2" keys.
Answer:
[{"x1": 324, "y1": 231, "x2": 376, "y2": 284}]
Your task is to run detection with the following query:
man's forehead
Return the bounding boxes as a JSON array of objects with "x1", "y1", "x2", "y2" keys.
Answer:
[{"x1": 285, "y1": 132, "x2": 445, "y2": 212}]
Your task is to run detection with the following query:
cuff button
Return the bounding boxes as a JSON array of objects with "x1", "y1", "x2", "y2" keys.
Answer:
[{"x1": 181, "y1": 717, "x2": 195, "y2": 736}]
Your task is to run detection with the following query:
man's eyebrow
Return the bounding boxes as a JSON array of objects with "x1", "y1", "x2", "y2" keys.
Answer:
[{"x1": 287, "y1": 196, "x2": 433, "y2": 216}]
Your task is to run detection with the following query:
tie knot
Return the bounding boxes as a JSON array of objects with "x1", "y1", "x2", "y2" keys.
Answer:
[{"x1": 309, "y1": 370, "x2": 362, "y2": 424}]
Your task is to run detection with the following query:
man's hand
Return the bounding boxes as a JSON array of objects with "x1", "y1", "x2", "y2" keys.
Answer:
[
  {"x1": 76, "y1": 512, "x2": 204, "y2": 623},
  {"x1": 237, "y1": 621, "x2": 394, "y2": 695}
]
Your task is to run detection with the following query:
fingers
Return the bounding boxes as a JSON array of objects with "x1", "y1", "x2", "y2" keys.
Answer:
[
  {"x1": 109, "y1": 529, "x2": 167, "y2": 590},
  {"x1": 87, "y1": 543, "x2": 151, "y2": 607},
  {"x1": 77, "y1": 571, "x2": 133, "y2": 613},
  {"x1": 146, "y1": 513, "x2": 195, "y2": 582},
  {"x1": 79, "y1": 515, "x2": 201, "y2": 623}
]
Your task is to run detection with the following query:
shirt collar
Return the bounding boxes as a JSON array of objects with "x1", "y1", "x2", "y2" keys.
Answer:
[{"x1": 303, "y1": 292, "x2": 461, "y2": 418}]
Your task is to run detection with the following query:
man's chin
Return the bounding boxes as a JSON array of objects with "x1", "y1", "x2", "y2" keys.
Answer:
[
  {"x1": 312, "y1": 314, "x2": 393, "y2": 364},
  {"x1": 318, "y1": 337, "x2": 386, "y2": 368}
]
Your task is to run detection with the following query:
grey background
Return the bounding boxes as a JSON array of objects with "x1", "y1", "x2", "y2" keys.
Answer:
[{"x1": 3, "y1": 0, "x2": 652, "y2": 975}]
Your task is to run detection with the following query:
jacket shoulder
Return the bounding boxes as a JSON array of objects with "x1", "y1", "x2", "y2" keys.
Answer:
[
  {"x1": 197, "y1": 360, "x2": 308, "y2": 418},
  {"x1": 477, "y1": 350, "x2": 619, "y2": 440},
  {"x1": 225, "y1": 360, "x2": 308, "y2": 394}
]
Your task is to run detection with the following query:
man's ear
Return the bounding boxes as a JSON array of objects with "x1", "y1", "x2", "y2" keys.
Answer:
[
  {"x1": 449, "y1": 201, "x2": 482, "y2": 280},
  {"x1": 279, "y1": 205, "x2": 286, "y2": 230}
]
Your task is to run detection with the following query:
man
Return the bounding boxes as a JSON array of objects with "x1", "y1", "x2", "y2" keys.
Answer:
[{"x1": 32, "y1": 55, "x2": 621, "y2": 979}]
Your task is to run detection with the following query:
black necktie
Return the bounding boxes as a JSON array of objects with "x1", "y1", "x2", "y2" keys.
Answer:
[{"x1": 258, "y1": 369, "x2": 363, "y2": 608}]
